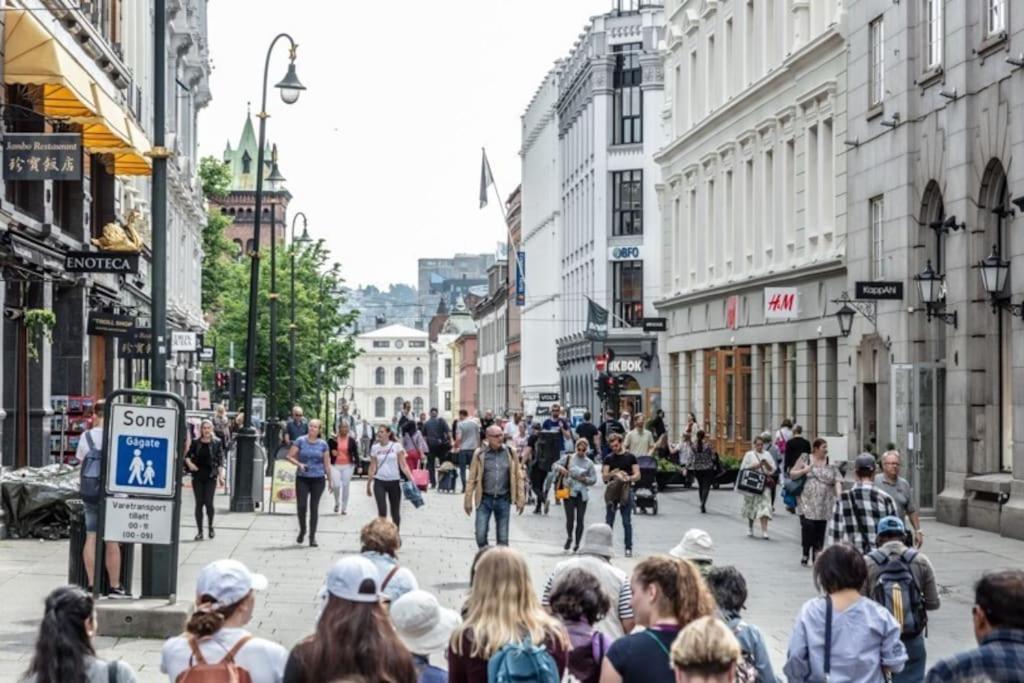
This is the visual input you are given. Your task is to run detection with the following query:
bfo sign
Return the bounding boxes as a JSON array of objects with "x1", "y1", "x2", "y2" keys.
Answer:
[
  {"x1": 608, "y1": 245, "x2": 642, "y2": 261},
  {"x1": 608, "y1": 358, "x2": 645, "y2": 373},
  {"x1": 764, "y1": 287, "x2": 799, "y2": 320},
  {"x1": 106, "y1": 404, "x2": 179, "y2": 498}
]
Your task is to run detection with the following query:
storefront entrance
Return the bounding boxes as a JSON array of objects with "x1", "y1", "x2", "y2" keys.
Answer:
[
  {"x1": 704, "y1": 347, "x2": 752, "y2": 458},
  {"x1": 891, "y1": 363, "x2": 945, "y2": 511}
]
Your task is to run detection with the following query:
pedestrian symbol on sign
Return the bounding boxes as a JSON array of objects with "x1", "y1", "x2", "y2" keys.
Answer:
[{"x1": 114, "y1": 435, "x2": 169, "y2": 491}]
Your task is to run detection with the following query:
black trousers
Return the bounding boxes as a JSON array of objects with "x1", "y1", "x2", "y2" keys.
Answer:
[
  {"x1": 373, "y1": 479, "x2": 402, "y2": 528},
  {"x1": 564, "y1": 495, "x2": 587, "y2": 547},
  {"x1": 800, "y1": 517, "x2": 828, "y2": 558},
  {"x1": 427, "y1": 445, "x2": 446, "y2": 487},
  {"x1": 192, "y1": 476, "x2": 216, "y2": 530},
  {"x1": 530, "y1": 468, "x2": 547, "y2": 510},
  {"x1": 693, "y1": 470, "x2": 715, "y2": 508},
  {"x1": 296, "y1": 476, "x2": 326, "y2": 538}
]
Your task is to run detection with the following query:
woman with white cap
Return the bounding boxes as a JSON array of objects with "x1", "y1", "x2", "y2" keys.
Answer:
[
  {"x1": 285, "y1": 555, "x2": 417, "y2": 683},
  {"x1": 391, "y1": 590, "x2": 462, "y2": 683},
  {"x1": 160, "y1": 559, "x2": 287, "y2": 683}
]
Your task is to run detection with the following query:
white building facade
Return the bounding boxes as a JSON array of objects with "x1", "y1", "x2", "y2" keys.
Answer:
[
  {"x1": 655, "y1": 0, "x2": 849, "y2": 457},
  {"x1": 519, "y1": 68, "x2": 563, "y2": 416},
  {"x1": 351, "y1": 324, "x2": 430, "y2": 423},
  {"x1": 555, "y1": 4, "x2": 667, "y2": 420},
  {"x1": 473, "y1": 262, "x2": 509, "y2": 415}
]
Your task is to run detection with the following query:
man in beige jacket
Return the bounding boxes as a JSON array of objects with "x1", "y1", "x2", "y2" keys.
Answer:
[{"x1": 465, "y1": 425, "x2": 525, "y2": 548}]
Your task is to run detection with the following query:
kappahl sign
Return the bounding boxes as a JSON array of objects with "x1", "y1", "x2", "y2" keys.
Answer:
[{"x1": 764, "y1": 287, "x2": 799, "y2": 320}]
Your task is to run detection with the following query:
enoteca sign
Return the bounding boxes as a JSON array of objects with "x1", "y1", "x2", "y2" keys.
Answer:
[
  {"x1": 764, "y1": 287, "x2": 799, "y2": 320},
  {"x1": 65, "y1": 251, "x2": 140, "y2": 274},
  {"x1": 3, "y1": 133, "x2": 82, "y2": 181}
]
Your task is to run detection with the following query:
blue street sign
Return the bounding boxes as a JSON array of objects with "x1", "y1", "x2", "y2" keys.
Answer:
[
  {"x1": 113, "y1": 435, "x2": 170, "y2": 490},
  {"x1": 106, "y1": 403, "x2": 179, "y2": 498}
]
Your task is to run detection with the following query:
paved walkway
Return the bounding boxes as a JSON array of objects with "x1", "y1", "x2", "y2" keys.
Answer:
[{"x1": 2, "y1": 475, "x2": 1022, "y2": 682}]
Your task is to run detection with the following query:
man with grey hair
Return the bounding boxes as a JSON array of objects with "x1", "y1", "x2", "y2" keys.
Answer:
[
  {"x1": 284, "y1": 405, "x2": 308, "y2": 446},
  {"x1": 875, "y1": 449, "x2": 924, "y2": 547}
]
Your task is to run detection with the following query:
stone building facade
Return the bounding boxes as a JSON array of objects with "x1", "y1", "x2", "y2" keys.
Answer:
[{"x1": 351, "y1": 324, "x2": 429, "y2": 423}]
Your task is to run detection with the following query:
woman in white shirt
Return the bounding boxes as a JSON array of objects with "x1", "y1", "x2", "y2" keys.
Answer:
[
  {"x1": 366, "y1": 424, "x2": 415, "y2": 529},
  {"x1": 740, "y1": 435, "x2": 777, "y2": 540},
  {"x1": 161, "y1": 559, "x2": 288, "y2": 683}
]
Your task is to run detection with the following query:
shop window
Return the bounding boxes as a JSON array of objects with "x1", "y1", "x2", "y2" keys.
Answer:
[{"x1": 612, "y1": 260, "x2": 644, "y2": 327}]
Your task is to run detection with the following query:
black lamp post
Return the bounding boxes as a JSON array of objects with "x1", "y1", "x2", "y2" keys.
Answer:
[
  {"x1": 835, "y1": 302, "x2": 856, "y2": 338},
  {"x1": 289, "y1": 212, "x2": 311, "y2": 410},
  {"x1": 830, "y1": 291, "x2": 876, "y2": 338},
  {"x1": 232, "y1": 34, "x2": 306, "y2": 513},
  {"x1": 318, "y1": 264, "x2": 341, "y2": 422},
  {"x1": 265, "y1": 156, "x2": 286, "y2": 460}
]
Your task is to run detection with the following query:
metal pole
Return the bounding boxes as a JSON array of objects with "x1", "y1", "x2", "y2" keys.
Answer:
[
  {"x1": 267, "y1": 200, "x2": 278, "y2": 453},
  {"x1": 289, "y1": 212, "x2": 307, "y2": 411},
  {"x1": 233, "y1": 33, "x2": 298, "y2": 513}
]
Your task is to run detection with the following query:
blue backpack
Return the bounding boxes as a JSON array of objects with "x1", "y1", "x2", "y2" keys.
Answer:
[
  {"x1": 79, "y1": 431, "x2": 103, "y2": 504},
  {"x1": 868, "y1": 548, "x2": 927, "y2": 639},
  {"x1": 487, "y1": 636, "x2": 560, "y2": 683}
]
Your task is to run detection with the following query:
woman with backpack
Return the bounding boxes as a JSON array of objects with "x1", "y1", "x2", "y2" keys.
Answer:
[
  {"x1": 554, "y1": 438, "x2": 598, "y2": 552},
  {"x1": 448, "y1": 547, "x2": 568, "y2": 682},
  {"x1": 601, "y1": 555, "x2": 716, "y2": 683},
  {"x1": 22, "y1": 585, "x2": 139, "y2": 683},
  {"x1": 704, "y1": 566, "x2": 777, "y2": 683},
  {"x1": 161, "y1": 559, "x2": 287, "y2": 683},
  {"x1": 683, "y1": 430, "x2": 717, "y2": 514},
  {"x1": 548, "y1": 568, "x2": 612, "y2": 683},
  {"x1": 285, "y1": 556, "x2": 417, "y2": 683},
  {"x1": 366, "y1": 424, "x2": 415, "y2": 529},
  {"x1": 286, "y1": 418, "x2": 332, "y2": 547},
  {"x1": 184, "y1": 420, "x2": 225, "y2": 541},
  {"x1": 783, "y1": 544, "x2": 907, "y2": 683}
]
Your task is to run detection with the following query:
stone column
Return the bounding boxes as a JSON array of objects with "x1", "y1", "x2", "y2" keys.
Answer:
[
  {"x1": 27, "y1": 281, "x2": 54, "y2": 467},
  {"x1": 751, "y1": 344, "x2": 764, "y2": 437},
  {"x1": 791, "y1": 0, "x2": 811, "y2": 52}
]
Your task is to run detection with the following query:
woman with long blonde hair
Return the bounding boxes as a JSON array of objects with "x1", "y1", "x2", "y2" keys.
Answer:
[{"x1": 447, "y1": 547, "x2": 569, "y2": 682}]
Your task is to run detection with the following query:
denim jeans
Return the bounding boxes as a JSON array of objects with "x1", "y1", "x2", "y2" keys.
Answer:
[
  {"x1": 458, "y1": 450, "x2": 473, "y2": 492},
  {"x1": 605, "y1": 497, "x2": 634, "y2": 551},
  {"x1": 475, "y1": 494, "x2": 511, "y2": 548},
  {"x1": 892, "y1": 634, "x2": 926, "y2": 683}
]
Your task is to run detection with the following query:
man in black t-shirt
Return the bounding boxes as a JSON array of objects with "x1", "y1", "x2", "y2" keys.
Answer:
[
  {"x1": 599, "y1": 410, "x2": 626, "y2": 458},
  {"x1": 576, "y1": 412, "x2": 599, "y2": 458},
  {"x1": 602, "y1": 432, "x2": 640, "y2": 557},
  {"x1": 783, "y1": 424, "x2": 812, "y2": 513}
]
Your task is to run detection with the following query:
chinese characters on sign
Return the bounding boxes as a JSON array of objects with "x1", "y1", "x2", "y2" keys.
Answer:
[
  {"x1": 3, "y1": 133, "x2": 82, "y2": 181},
  {"x1": 119, "y1": 327, "x2": 152, "y2": 359},
  {"x1": 764, "y1": 287, "x2": 799, "y2": 320}
]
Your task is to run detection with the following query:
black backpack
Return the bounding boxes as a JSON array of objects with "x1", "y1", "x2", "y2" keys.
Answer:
[
  {"x1": 868, "y1": 548, "x2": 927, "y2": 639},
  {"x1": 79, "y1": 431, "x2": 103, "y2": 504}
]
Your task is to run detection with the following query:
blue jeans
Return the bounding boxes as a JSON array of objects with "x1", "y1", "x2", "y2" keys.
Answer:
[
  {"x1": 458, "y1": 450, "x2": 473, "y2": 492},
  {"x1": 605, "y1": 498, "x2": 634, "y2": 551},
  {"x1": 475, "y1": 494, "x2": 511, "y2": 548},
  {"x1": 892, "y1": 634, "x2": 926, "y2": 683}
]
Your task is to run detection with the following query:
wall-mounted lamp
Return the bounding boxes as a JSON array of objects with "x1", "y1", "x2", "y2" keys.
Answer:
[
  {"x1": 914, "y1": 260, "x2": 957, "y2": 327},
  {"x1": 831, "y1": 291, "x2": 876, "y2": 338},
  {"x1": 1013, "y1": 196, "x2": 1024, "y2": 214},
  {"x1": 977, "y1": 244, "x2": 1024, "y2": 317}
]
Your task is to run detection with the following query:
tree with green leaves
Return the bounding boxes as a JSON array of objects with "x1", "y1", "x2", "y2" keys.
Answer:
[{"x1": 198, "y1": 156, "x2": 235, "y2": 315}]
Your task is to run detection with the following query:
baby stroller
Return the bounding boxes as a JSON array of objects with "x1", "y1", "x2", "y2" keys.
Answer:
[
  {"x1": 634, "y1": 454, "x2": 659, "y2": 515},
  {"x1": 437, "y1": 460, "x2": 458, "y2": 493}
]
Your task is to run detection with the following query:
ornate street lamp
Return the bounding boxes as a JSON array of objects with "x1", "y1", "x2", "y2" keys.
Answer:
[
  {"x1": 830, "y1": 291, "x2": 876, "y2": 338},
  {"x1": 233, "y1": 33, "x2": 305, "y2": 514},
  {"x1": 835, "y1": 302, "x2": 856, "y2": 338},
  {"x1": 914, "y1": 260, "x2": 957, "y2": 327},
  {"x1": 977, "y1": 244, "x2": 1023, "y2": 317}
]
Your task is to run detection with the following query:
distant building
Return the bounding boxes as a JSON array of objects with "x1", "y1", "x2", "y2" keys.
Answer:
[
  {"x1": 506, "y1": 186, "x2": 523, "y2": 412},
  {"x1": 472, "y1": 261, "x2": 509, "y2": 415},
  {"x1": 351, "y1": 324, "x2": 429, "y2": 422},
  {"x1": 451, "y1": 329, "x2": 479, "y2": 416},
  {"x1": 417, "y1": 253, "x2": 495, "y2": 327},
  {"x1": 210, "y1": 113, "x2": 290, "y2": 252},
  {"x1": 346, "y1": 283, "x2": 420, "y2": 332},
  {"x1": 431, "y1": 298, "x2": 475, "y2": 420}
]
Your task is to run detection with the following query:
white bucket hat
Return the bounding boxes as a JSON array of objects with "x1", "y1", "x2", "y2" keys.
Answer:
[
  {"x1": 326, "y1": 556, "x2": 382, "y2": 603},
  {"x1": 390, "y1": 590, "x2": 462, "y2": 655},
  {"x1": 669, "y1": 528, "x2": 714, "y2": 563},
  {"x1": 195, "y1": 559, "x2": 268, "y2": 608}
]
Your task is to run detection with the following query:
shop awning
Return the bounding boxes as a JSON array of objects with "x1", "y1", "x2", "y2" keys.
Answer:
[{"x1": 3, "y1": 9, "x2": 151, "y2": 176}]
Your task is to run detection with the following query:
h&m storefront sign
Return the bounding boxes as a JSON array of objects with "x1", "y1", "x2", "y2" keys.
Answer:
[
  {"x1": 65, "y1": 251, "x2": 140, "y2": 274},
  {"x1": 3, "y1": 133, "x2": 82, "y2": 181}
]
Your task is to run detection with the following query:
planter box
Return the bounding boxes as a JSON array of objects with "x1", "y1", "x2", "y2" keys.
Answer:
[
  {"x1": 655, "y1": 470, "x2": 690, "y2": 489},
  {"x1": 713, "y1": 469, "x2": 738, "y2": 489}
]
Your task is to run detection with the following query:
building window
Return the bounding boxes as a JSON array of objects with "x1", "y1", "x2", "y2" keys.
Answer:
[
  {"x1": 374, "y1": 397, "x2": 385, "y2": 418},
  {"x1": 241, "y1": 151, "x2": 252, "y2": 174},
  {"x1": 869, "y1": 17, "x2": 884, "y2": 107},
  {"x1": 375, "y1": 367, "x2": 385, "y2": 385},
  {"x1": 372, "y1": 340, "x2": 390, "y2": 348},
  {"x1": 444, "y1": 391, "x2": 452, "y2": 412},
  {"x1": 444, "y1": 358, "x2": 452, "y2": 379},
  {"x1": 394, "y1": 367, "x2": 405, "y2": 385},
  {"x1": 613, "y1": 43, "x2": 643, "y2": 145},
  {"x1": 870, "y1": 195, "x2": 885, "y2": 279},
  {"x1": 987, "y1": 0, "x2": 1006, "y2": 35},
  {"x1": 612, "y1": 170, "x2": 643, "y2": 236},
  {"x1": 924, "y1": 0, "x2": 942, "y2": 68},
  {"x1": 408, "y1": 340, "x2": 426, "y2": 348},
  {"x1": 413, "y1": 367, "x2": 423, "y2": 385},
  {"x1": 612, "y1": 260, "x2": 644, "y2": 328},
  {"x1": 413, "y1": 397, "x2": 424, "y2": 414},
  {"x1": 394, "y1": 397, "x2": 404, "y2": 417}
]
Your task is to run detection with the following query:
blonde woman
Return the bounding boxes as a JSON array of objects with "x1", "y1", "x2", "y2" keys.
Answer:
[
  {"x1": 285, "y1": 418, "x2": 331, "y2": 547},
  {"x1": 448, "y1": 547, "x2": 569, "y2": 682},
  {"x1": 670, "y1": 616, "x2": 743, "y2": 683},
  {"x1": 553, "y1": 438, "x2": 598, "y2": 552}
]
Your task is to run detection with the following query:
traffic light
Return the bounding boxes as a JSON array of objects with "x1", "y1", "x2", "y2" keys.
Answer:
[{"x1": 594, "y1": 373, "x2": 607, "y2": 400}]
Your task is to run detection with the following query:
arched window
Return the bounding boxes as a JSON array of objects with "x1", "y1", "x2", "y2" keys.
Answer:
[
  {"x1": 413, "y1": 397, "x2": 424, "y2": 414},
  {"x1": 375, "y1": 367, "x2": 386, "y2": 385},
  {"x1": 374, "y1": 397, "x2": 386, "y2": 418},
  {"x1": 394, "y1": 367, "x2": 405, "y2": 385},
  {"x1": 394, "y1": 397, "x2": 404, "y2": 417},
  {"x1": 242, "y1": 151, "x2": 252, "y2": 174},
  {"x1": 413, "y1": 367, "x2": 424, "y2": 385}
]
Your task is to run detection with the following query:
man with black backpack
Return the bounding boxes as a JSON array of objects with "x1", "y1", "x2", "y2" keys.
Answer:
[
  {"x1": 865, "y1": 516, "x2": 940, "y2": 683},
  {"x1": 77, "y1": 400, "x2": 128, "y2": 598}
]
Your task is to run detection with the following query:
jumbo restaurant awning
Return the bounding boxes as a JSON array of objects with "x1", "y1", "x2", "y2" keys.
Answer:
[{"x1": 3, "y1": 9, "x2": 151, "y2": 176}]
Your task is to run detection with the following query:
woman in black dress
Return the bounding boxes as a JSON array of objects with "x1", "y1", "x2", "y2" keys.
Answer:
[{"x1": 184, "y1": 419, "x2": 224, "y2": 541}]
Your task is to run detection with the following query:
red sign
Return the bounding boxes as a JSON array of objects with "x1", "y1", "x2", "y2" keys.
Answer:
[
  {"x1": 726, "y1": 296, "x2": 738, "y2": 330},
  {"x1": 764, "y1": 287, "x2": 799, "y2": 320},
  {"x1": 595, "y1": 354, "x2": 607, "y2": 372}
]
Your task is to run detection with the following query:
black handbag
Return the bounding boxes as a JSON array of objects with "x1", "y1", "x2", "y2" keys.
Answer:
[{"x1": 736, "y1": 468, "x2": 767, "y2": 495}]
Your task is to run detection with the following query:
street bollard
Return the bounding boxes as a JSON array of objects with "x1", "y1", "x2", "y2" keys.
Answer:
[{"x1": 67, "y1": 501, "x2": 134, "y2": 594}]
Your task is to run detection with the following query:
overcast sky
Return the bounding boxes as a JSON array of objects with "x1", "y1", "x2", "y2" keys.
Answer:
[{"x1": 198, "y1": 0, "x2": 612, "y2": 290}]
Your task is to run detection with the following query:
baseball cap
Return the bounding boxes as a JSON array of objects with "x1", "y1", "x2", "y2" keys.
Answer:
[
  {"x1": 391, "y1": 590, "x2": 462, "y2": 655},
  {"x1": 325, "y1": 555, "x2": 382, "y2": 603},
  {"x1": 195, "y1": 559, "x2": 268, "y2": 608},
  {"x1": 669, "y1": 529, "x2": 714, "y2": 562},
  {"x1": 876, "y1": 516, "x2": 906, "y2": 536},
  {"x1": 854, "y1": 453, "x2": 877, "y2": 472}
]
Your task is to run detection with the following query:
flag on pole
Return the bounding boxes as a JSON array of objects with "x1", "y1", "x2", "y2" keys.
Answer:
[
  {"x1": 479, "y1": 148, "x2": 494, "y2": 209},
  {"x1": 585, "y1": 297, "x2": 609, "y2": 340}
]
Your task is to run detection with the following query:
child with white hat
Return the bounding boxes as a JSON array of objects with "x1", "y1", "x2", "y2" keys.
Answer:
[{"x1": 391, "y1": 590, "x2": 462, "y2": 683}]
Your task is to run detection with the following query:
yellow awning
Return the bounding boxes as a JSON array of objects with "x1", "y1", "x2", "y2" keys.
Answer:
[{"x1": 4, "y1": 9, "x2": 151, "y2": 176}]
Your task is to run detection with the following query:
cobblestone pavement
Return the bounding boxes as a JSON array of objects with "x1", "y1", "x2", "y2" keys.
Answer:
[{"x1": 2, "y1": 475, "x2": 1023, "y2": 682}]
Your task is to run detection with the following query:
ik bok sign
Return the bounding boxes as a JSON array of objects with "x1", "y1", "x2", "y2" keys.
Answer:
[{"x1": 764, "y1": 287, "x2": 799, "y2": 320}]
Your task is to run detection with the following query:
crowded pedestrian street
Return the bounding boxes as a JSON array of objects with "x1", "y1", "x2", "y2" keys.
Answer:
[{"x1": 2, "y1": 474, "x2": 1022, "y2": 682}]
